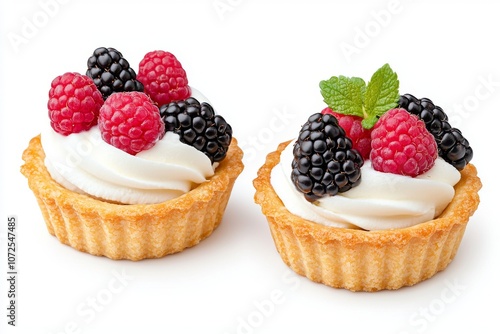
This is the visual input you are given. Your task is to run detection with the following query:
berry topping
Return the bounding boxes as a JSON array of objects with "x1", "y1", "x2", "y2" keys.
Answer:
[
  {"x1": 48, "y1": 72, "x2": 104, "y2": 135},
  {"x1": 137, "y1": 51, "x2": 190, "y2": 106},
  {"x1": 321, "y1": 107, "x2": 372, "y2": 160},
  {"x1": 370, "y1": 108, "x2": 437, "y2": 177},
  {"x1": 98, "y1": 92, "x2": 164, "y2": 155},
  {"x1": 160, "y1": 97, "x2": 232, "y2": 163},
  {"x1": 399, "y1": 93, "x2": 473, "y2": 170},
  {"x1": 86, "y1": 47, "x2": 144, "y2": 100},
  {"x1": 291, "y1": 113, "x2": 364, "y2": 202}
]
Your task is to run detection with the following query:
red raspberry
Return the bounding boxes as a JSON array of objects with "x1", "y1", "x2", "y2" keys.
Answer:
[
  {"x1": 98, "y1": 92, "x2": 165, "y2": 155},
  {"x1": 321, "y1": 107, "x2": 372, "y2": 159},
  {"x1": 48, "y1": 72, "x2": 104, "y2": 135},
  {"x1": 136, "y1": 50, "x2": 190, "y2": 106},
  {"x1": 370, "y1": 108, "x2": 437, "y2": 177}
]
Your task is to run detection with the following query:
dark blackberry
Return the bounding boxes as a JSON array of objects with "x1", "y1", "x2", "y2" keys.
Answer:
[
  {"x1": 291, "y1": 113, "x2": 364, "y2": 202},
  {"x1": 399, "y1": 93, "x2": 473, "y2": 170},
  {"x1": 160, "y1": 97, "x2": 232, "y2": 163},
  {"x1": 86, "y1": 47, "x2": 144, "y2": 100}
]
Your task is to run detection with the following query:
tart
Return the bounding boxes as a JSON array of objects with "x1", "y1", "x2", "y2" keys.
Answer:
[
  {"x1": 254, "y1": 140, "x2": 480, "y2": 291},
  {"x1": 22, "y1": 135, "x2": 242, "y2": 261},
  {"x1": 21, "y1": 47, "x2": 244, "y2": 261},
  {"x1": 253, "y1": 64, "x2": 481, "y2": 291}
]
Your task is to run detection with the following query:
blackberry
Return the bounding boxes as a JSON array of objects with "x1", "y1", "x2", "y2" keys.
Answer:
[
  {"x1": 86, "y1": 47, "x2": 144, "y2": 100},
  {"x1": 399, "y1": 94, "x2": 473, "y2": 170},
  {"x1": 160, "y1": 97, "x2": 232, "y2": 163},
  {"x1": 291, "y1": 113, "x2": 364, "y2": 202}
]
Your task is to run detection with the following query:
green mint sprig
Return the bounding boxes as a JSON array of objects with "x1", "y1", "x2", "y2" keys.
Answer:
[{"x1": 319, "y1": 63, "x2": 399, "y2": 129}]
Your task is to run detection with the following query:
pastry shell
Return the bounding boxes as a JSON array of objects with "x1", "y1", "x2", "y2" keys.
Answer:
[
  {"x1": 253, "y1": 141, "x2": 481, "y2": 291},
  {"x1": 21, "y1": 135, "x2": 244, "y2": 261}
]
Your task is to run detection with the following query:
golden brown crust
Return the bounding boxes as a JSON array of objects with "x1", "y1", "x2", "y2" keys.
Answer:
[
  {"x1": 253, "y1": 140, "x2": 482, "y2": 291},
  {"x1": 21, "y1": 135, "x2": 244, "y2": 261}
]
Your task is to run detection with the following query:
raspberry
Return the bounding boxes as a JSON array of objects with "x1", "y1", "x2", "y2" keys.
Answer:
[
  {"x1": 160, "y1": 97, "x2": 232, "y2": 163},
  {"x1": 48, "y1": 72, "x2": 104, "y2": 135},
  {"x1": 321, "y1": 107, "x2": 372, "y2": 160},
  {"x1": 98, "y1": 92, "x2": 164, "y2": 155},
  {"x1": 291, "y1": 113, "x2": 364, "y2": 202},
  {"x1": 370, "y1": 108, "x2": 437, "y2": 177},
  {"x1": 86, "y1": 47, "x2": 144, "y2": 100},
  {"x1": 137, "y1": 51, "x2": 190, "y2": 106}
]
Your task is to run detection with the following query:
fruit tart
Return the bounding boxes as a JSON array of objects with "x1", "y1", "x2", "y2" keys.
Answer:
[
  {"x1": 253, "y1": 64, "x2": 481, "y2": 291},
  {"x1": 21, "y1": 47, "x2": 243, "y2": 261}
]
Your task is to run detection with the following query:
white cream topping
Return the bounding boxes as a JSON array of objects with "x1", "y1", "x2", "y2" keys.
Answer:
[
  {"x1": 41, "y1": 87, "x2": 217, "y2": 205},
  {"x1": 271, "y1": 142, "x2": 461, "y2": 231}
]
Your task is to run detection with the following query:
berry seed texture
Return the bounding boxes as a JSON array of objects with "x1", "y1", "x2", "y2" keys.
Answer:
[
  {"x1": 160, "y1": 97, "x2": 232, "y2": 163},
  {"x1": 291, "y1": 113, "x2": 364, "y2": 202},
  {"x1": 48, "y1": 72, "x2": 104, "y2": 135},
  {"x1": 86, "y1": 47, "x2": 144, "y2": 100}
]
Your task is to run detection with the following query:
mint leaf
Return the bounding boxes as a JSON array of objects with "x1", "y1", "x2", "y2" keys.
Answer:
[
  {"x1": 363, "y1": 63, "x2": 399, "y2": 128},
  {"x1": 320, "y1": 75, "x2": 366, "y2": 118},
  {"x1": 319, "y1": 64, "x2": 400, "y2": 129}
]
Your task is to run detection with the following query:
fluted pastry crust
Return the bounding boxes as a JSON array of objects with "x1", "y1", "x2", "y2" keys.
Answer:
[
  {"x1": 253, "y1": 141, "x2": 481, "y2": 291},
  {"x1": 21, "y1": 135, "x2": 244, "y2": 261}
]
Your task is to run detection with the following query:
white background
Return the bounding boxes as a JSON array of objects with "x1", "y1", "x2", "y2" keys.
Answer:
[{"x1": 0, "y1": 0, "x2": 497, "y2": 333}]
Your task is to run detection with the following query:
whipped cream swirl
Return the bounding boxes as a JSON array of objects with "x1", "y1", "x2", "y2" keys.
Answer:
[
  {"x1": 271, "y1": 142, "x2": 461, "y2": 230},
  {"x1": 42, "y1": 127, "x2": 215, "y2": 204}
]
